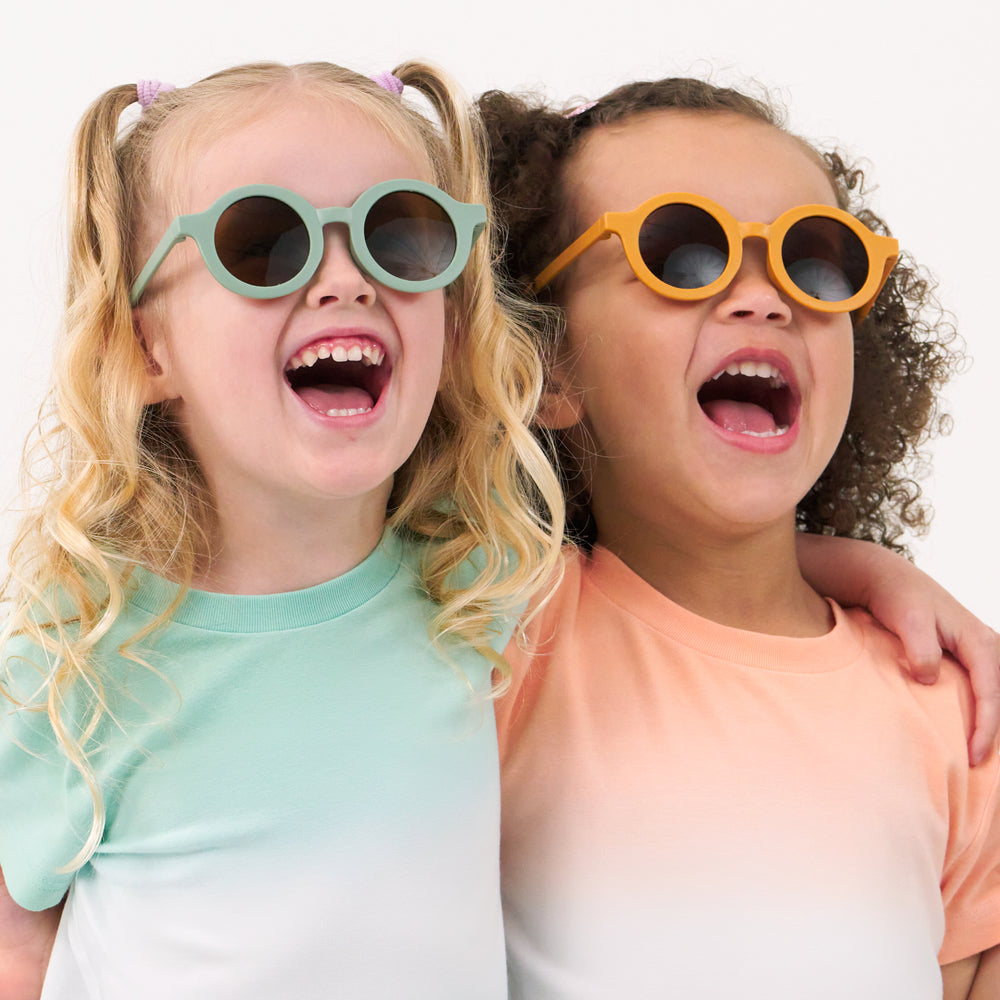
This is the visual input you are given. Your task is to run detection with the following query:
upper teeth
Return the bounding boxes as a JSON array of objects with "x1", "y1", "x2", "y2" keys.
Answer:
[
  {"x1": 287, "y1": 343, "x2": 385, "y2": 370},
  {"x1": 710, "y1": 360, "x2": 786, "y2": 387}
]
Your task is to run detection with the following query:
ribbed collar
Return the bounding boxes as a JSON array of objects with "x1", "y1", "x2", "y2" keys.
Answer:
[
  {"x1": 585, "y1": 545, "x2": 868, "y2": 675},
  {"x1": 126, "y1": 531, "x2": 407, "y2": 634}
]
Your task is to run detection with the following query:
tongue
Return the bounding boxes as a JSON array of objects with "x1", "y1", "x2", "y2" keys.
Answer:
[
  {"x1": 297, "y1": 384, "x2": 375, "y2": 413},
  {"x1": 702, "y1": 399, "x2": 777, "y2": 435}
]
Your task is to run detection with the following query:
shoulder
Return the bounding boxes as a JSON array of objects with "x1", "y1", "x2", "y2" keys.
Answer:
[
  {"x1": 496, "y1": 545, "x2": 617, "y2": 748},
  {"x1": 841, "y1": 604, "x2": 977, "y2": 737},
  {"x1": 520, "y1": 543, "x2": 612, "y2": 625}
]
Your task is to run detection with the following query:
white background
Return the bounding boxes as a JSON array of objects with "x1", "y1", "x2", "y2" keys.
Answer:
[{"x1": 1, "y1": 0, "x2": 996, "y2": 621}]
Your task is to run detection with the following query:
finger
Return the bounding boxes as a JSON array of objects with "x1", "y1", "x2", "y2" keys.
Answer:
[
  {"x1": 893, "y1": 610, "x2": 944, "y2": 685},
  {"x1": 947, "y1": 628, "x2": 1000, "y2": 765},
  {"x1": 969, "y1": 680, "x2": 1000, "y2": 767}
]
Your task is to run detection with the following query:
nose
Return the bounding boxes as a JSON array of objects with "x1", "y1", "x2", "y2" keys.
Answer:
[
  {"x1": 715, "y1": 238, "x2": 791, "y2": 325},
  {"x1": 305, "y1": 224, "x2": 377, "y2": 307}
]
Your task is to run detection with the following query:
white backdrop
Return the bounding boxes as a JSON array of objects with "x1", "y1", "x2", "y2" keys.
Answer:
[{"x1": 1, "y1": 0, "x2": 996, "y2": 621}]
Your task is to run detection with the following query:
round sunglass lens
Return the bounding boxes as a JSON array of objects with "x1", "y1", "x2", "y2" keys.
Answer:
[
  {"x1": 638, "y1": 204, "x2": 729, "y2": 289},
  {"x1": 215, "y1": 197, "x2": 310, "y2": 287},
  {"x1": 783, "y1": 217, "x2": 867, "y2": 303},
  {"x1": 365, "y1": 192, "x2": 457, "y2": 282}
]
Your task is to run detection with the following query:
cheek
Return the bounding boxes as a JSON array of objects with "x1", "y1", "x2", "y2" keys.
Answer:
[
  {"x1": 402, "y1": 293, "x2": 447, "y2": 389},
  {"x1": 562, "y1": 295, "x2": 693, "y2": 421},
  {"x1": 835, "y1": 327, "x2": 856, "y2": 405},
  {"x1": 425, "y1": 294, "x2": 448, "y2": 369},
  {"x1": 437, "y1": 303, "x2": 464, "y2": 393},
  {"x1": 820, "y1": 326, "x2": 856, "y2": 437}
]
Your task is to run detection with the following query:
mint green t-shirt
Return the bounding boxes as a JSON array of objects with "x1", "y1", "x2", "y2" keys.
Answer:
[{"x1": 0, "y1": 533, "x2": 509, "y2": 999}]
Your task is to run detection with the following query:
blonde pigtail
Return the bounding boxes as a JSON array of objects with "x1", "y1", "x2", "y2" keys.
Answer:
[
  {"x1": 3, "y1": 85, "x2": 202, "y2": 867},
  {"x1": 3, "y1": 86, "x2": 143, "y2": 866}
]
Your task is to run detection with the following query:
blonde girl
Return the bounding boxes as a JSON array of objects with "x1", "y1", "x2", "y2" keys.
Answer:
[{"x1": 0, "y1": 61, "x2": 561, "y2": 999}]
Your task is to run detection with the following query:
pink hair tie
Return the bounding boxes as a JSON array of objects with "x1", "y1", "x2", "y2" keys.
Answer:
[
  {"x1": 370, "y1": 71, "x2": 404, "y2": 97},
  {"x1": 564, "y1": 100, "x2": 597, "y2": 118},
  {"x1": 136, "y1": 79, "x2": 175, "y2": 110}
]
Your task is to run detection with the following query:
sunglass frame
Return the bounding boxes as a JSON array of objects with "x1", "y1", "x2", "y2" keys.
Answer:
[
  {"x1": 533, "y1": 192, "x2": 899, "y2": 322},
  {"x1": 130, "y1": 178, "x2": 487, "y2": 305}
]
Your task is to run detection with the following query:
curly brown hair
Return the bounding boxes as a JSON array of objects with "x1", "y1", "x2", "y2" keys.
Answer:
[{"x1": 478, "y1": 77, "x2": 962, "y2": 553}]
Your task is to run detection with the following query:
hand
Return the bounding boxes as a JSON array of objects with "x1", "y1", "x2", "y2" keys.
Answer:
[
  {"x1": 942, "y1": 944, "x2": 1000, "y2": 1000},
  {"x1": 864, "y1": 563, "x2": 1000, "y2": 766},
  {"x1": 797, "y1": 534, "x2": 1000, "y2": 765},
  {"x1": 0, "y1": 866, "x2": 61, "y2": 1000}
]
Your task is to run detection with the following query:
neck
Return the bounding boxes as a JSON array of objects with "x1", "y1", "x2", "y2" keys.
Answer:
[
  {"x1": 192, "y1": 483, "x2": 392, "y2": 595},
  {"x1": 595, "y1": 514, "x2": 833, "y2": 638}
]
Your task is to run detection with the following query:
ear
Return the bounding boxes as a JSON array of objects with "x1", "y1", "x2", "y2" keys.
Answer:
[
  {"x1": 537, "y1": 357, "x2": 585, "y2": 430},
  {"x1": 133, "y1": 308, "x2": 177, "y2": 405}
]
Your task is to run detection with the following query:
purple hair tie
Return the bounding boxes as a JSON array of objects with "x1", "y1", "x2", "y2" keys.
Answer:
[
  {"x1": 370, "y1": 71, "x2": 404, "y2": 97},
  {"x1": 563, "y1": 100, "x2": 597, "y2": 118},
  {"x1": 136, "y1": 79, "x2": 176, "y2": 110}
]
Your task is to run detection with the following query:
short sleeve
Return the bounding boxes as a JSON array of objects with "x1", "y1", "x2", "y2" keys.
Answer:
[
  {"x1": 0, "y1": 637, "x2": 92, "y2": 911},
  {"x1": 939, "y1": 739, "x2": 1000, "y2": 963}
]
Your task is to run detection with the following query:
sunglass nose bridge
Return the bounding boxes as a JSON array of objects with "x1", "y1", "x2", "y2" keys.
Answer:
[
  {"x1": 314, "y1": 206, "x2": 354, "y2": 230},
  {"x1": 737, "y1": 221, "x2": 770, "y2": 243}
]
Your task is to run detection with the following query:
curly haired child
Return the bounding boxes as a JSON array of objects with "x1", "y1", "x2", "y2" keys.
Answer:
[
  {"x1": 480, "y1": 77, "x2": 1000, "y2": 999},
  {"x1": 0, "y1": 61, "x2": 562, "y2": 999}
]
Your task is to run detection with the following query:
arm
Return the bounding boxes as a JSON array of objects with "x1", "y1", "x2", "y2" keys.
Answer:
[
  {"x1": 797, "y1": 533, "x2": 1000, "y2": 765},
  {"x1": 0, "y1": 866, "x2": 61, "y2": 1000},
  {"x1": 942, "y1": 944, "x2": 1000, "y2": 1000}
]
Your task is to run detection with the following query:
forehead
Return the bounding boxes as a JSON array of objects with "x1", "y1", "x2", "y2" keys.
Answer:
[
  {"x1": 568, "y1": 111, "x2": 837, "y2": 224},
  {"x1": 158, "y1": 94, "x2": 434, "y2": 215}
]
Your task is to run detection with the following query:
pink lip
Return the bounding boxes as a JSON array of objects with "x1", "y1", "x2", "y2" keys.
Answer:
[{"x1": 697, "y1": 348, "x2": 802, "y2": 454}]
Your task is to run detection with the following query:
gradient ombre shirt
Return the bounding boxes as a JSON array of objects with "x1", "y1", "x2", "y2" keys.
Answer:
[{"x1": 498, "y1": 546, "x2": 1000, "y2": 1000}]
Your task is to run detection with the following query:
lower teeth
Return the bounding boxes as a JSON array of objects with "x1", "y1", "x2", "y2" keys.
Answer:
[
  {"x1": 741, "y1": 425, "x2": 789, "y2": 438},
  {"x1": 325, "y1": 407, "x2": 373, "y2": 417}
]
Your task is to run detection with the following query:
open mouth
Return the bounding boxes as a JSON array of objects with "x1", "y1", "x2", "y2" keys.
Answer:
[
  {"x1": 697, "y1": 360, "x2": 797, "y2": 438},
  {"x1": 284, "y1": 339, "x2": 390, "y2": 417}
]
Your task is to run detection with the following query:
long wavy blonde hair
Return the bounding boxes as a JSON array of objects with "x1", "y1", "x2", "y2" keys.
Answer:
[{"x1": 2, "y1": 61, "x2": 563, "y2": 868}]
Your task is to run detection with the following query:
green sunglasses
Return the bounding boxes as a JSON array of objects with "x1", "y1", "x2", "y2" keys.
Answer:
[{"x1": 130, "y1": 179, "x2": 487, "y2": 305}]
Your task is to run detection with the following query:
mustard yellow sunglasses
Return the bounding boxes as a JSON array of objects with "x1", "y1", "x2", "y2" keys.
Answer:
[{"x1": 533, "y1": 192, "x2": 899, "y2": 322}]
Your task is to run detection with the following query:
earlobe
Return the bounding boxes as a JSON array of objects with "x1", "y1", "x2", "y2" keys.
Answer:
[
  {"x1": 133, "y1": 310, "x2": 176, "y2": 405},
  {"x1": 537, "y1": 362, "x2": 585, "y2": 430}
]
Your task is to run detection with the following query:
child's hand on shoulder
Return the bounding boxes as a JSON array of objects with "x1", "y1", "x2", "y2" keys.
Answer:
[
  {"x1": 797, "y1": 534, "x2": 1000, "y2": 765},
  {"x1": 864, "y1": 556, "x2": 999, "y2": 766}
]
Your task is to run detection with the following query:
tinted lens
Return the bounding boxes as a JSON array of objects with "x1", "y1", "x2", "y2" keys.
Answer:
[
  {"x1": 365, "y1": 191, "x2": 457, "y2": 282},
  {"x1": 638, "y1": 203, "x2": 730, "y2": 289},
  {"x1": 215, "y1": 197, "x2": 310, "y2": 287},
  {"x1": 782, "y1": 217, "x2": 868, "y2": 303}
]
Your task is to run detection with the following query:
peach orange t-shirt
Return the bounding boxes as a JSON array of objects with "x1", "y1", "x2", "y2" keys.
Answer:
[{"x1": 497, "y1": 546, "x2": 1000, "y2": 999}]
